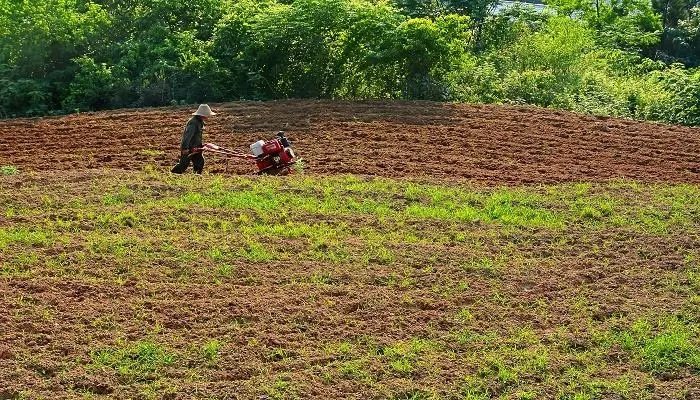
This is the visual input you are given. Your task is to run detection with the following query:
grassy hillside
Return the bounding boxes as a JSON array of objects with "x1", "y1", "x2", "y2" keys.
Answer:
[{"x1": 1, "y1": 170, "x2": 699, "y2": 398}]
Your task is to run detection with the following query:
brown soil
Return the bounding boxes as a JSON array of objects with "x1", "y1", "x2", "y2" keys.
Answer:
[
  {"x1": 1, "y1": 170, "x2": 699, "y2": 398},
  {"x1": 3, "y1": 100, "x2": 699, "y2": 183}
]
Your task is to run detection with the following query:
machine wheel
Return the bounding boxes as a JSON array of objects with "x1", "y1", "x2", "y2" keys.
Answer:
[{"x1": 258, "y1": 165, "x2": 291, "y2": 176}]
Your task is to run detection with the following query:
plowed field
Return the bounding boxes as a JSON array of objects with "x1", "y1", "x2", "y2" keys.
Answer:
[
  {"x1": 2, "y1": 100, "x2": 699, "y2": 183},
  {"x1": 2, "y1": 101, "x2": 700, "y2": 399}
]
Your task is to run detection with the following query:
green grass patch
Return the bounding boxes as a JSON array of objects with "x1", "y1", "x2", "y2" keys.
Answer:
[
  {"x1": 0, "y1": 165, "x2": 18, "y2": 175},
  {"x1": 379, "y1": 339, "x2": 436, "y2": 376},
  {"x1": 2, "y1": 172, "x2": 700, "y2": 397},
  {"x1": 140, "y1": 149, "x2": 165, "y2": 157},
  {"x1": 89, "y1": 340, "x2": 175, "y2": 382},
  {"x1": 617, "y1": 317, "x2": 700, "y2": 376},
  {"x1": 0, "y1": 228, "x2": 54, "y2": 250},
  {"x1": 200, "y1": 339, "x2": 222, "y2": 363}
]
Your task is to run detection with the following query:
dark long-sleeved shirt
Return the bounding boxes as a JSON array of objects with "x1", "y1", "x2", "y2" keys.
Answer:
[{"x1": 180, "y1": 116, "x2": 204, "y2": 149}]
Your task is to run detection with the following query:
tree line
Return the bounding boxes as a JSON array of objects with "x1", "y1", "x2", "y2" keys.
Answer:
[{"x1": 1, "y1": 0, "x2": 699, "y2": 125}]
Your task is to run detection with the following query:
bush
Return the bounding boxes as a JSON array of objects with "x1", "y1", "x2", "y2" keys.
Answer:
[
  {"x1": 446, "y1": 58, "x2": 503, "y2": 103},
  {"x1": 631, "y1": 66, "x2": 700, "y2": 125},
  {"x1": 501, "y1": 69, "x2": 564, "y2": 107},
  {"x1": 571, "y1": 71, "x2": 639, "y2": 118},
  {"x1": 64, "y1": 57, "x2": 130, "y2": 111},
  {"x1": 0, "y1": 78, "x2": 49, "y2": 117}
]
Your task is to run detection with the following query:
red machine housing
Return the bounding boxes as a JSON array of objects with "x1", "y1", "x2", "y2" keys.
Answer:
[
  {"x1": 199, "y1": 131, "x2": 297, "y2": 175},
  {"x1": 254, "y1": 134, "x2": 296, "y2": 175}
]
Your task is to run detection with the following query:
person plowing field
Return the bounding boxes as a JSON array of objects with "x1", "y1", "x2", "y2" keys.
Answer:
[
  {"x1": 171, "y1": 104, "x2": 216, "y2": 174},
  {"x1": 170, "y1": 103, "x2": 299, "y2": 176}
]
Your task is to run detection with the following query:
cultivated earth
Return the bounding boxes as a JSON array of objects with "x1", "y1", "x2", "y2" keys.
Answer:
[{"x1": 1, "y1": 100, "x2": 700, "y2": 399}]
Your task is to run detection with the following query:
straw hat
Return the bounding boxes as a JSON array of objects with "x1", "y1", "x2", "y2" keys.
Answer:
[{"x1": 193, "y1": 104, "x2": 216, "y2": 117}]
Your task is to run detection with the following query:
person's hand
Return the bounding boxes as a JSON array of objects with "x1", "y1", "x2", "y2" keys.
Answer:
[{"x1": 181, "y1": 149, "x2": 190, "y2": 156}]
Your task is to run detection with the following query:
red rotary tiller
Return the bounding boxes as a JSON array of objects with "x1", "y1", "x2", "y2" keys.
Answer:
[{"x1": 196, "y1": 131, "x2": 298, "y2": 176}]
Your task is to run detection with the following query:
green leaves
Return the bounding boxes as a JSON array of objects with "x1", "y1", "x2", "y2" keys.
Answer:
[{"x1": 0, "y1": 0, "x2": 699, "y2": 126}]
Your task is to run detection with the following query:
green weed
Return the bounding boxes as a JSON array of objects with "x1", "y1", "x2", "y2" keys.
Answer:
[
  {"x1": 140, "y1": 149, "x2": 165, "y2": 157},
  {"x1": 1, "y1": 165, "x2": 18, "y2": 175},
  {"x1": 461, "y1": 256, "x2": 502, "y2": 277},
  {"x1": 90, "y1": 340, "x2": 175, "y2": 382},
  {"x1": 455, "y1": 308, "x2": 475, "y2": 324},
  {"x1": 201, "y1": 340, "x2": 222, "y2": 363},
  {"x1": 618, "y1": 317, "x2": 700, "y2": 376},
  {"x1": 102, "y1": 187, "x2": 134, "y2": 205},
  {"x1": 265, "y1": 347, "x2": 293, "y2": 362},
  {"x1": 262, "y1": 375, "x2": 297, "y2": 400},
  {"x1": 308, "y1": 271, "x2": 335, "y2": 285},
  {"x1": 237, "y1": 241, "x2": 274, "y2": 262},
  {"x1": 0, "y1": 228, "x2": 53, "y2": 250},
  {"x1": 216, "y1": 263, "x2": 235, "y2": 279},
  {"x1": 380, "y1": 339, "x2": 435, "y2": 377},
  {"x1": 338, "y1": 359, "x2": 368, "y2": 380},
  {"x1": 390, "y1": 389, "x2": 435, "y2": 400}
]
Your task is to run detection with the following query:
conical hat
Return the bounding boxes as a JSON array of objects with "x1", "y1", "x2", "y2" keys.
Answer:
[{"x1": 193, "y1": 104, "x2": 216, "y2": 116}]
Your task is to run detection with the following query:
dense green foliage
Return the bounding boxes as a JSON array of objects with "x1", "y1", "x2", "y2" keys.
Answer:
[{"x1": 1, "y1": 0, "x2": 699, "y2": 125}]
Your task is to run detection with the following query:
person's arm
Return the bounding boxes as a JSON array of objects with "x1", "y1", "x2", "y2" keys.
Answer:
[{"x1": 180, "y1": 120, "x2": 196, "y2": 153}]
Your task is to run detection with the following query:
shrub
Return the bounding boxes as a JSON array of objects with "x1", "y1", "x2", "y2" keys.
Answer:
[
  {"x1": 501, "y1": 69, "x2": 563, "y2": 107},
  {"x1": 64, "y1": 56, "x2": 130, "y2": 111},
  {"x1": 0, "y1": 78, "x2": 49, "y2": 117}
]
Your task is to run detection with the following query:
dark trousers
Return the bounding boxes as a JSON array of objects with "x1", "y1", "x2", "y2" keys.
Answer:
[{"x1": 171, "y1": 152, "x2": 204, "y2": 174}]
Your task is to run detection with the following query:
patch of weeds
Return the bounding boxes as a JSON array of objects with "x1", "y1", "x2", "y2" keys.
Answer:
[
  {"x1": 216, "y1": 263, "x2": 235, "y2": 279},
  {"x1": 338, "y1": 359, "x2": 369, "y2": 381},
  {"x1": 461, "y1": 256, "x2": 502, "y2": 277},
  {"x1": 309, "y1": 241, "x2": 350, "y2": 263},
  {"x1": 573, "y1": 197, "x2": 615, "y2": 222},
  {"x1": 379, "y1": 339, "x2": 435, "y2": 376},
  {"x1": 376, "y1": 271, "x2": 417, "y2": 289},
  {"x1": 140, "y1": 149, "x2": 165, "y2": 157},
  {"x1": 265, "y1": 347, "x2": 294, "y2": 362},
  {"x1": 556, "y1": 370, "x2": 645, "y2": 400},
  {"x1": 90, "y1": 314, "x2": 117, "y2": 330},
  {"x1": 308, "y1": 271, "x2": 335, "y2": 286},
  {"x1": 458, "y1": 376, "x2": 491, "y2": 400},
  {"x1": 511, "y1": 346, "x2": 550, "y2": 380},
  {"x1": 2, "y1": 252, "x2": 38, "y2": 277},
  {"x1": 326, "y1": 341, "x2": 354, "y2": 360},
  {"x1": 617, "y1": 317, "x2": 700, "y2": 376},
  {"x1": 515, "y1": 391, "x2": 538, "y2": 400},
  {"x1": 684, "y1": 252, "x2": 700, "y2": 292},
  {"x1": 390, "y1": 357, "x2": 414, "y2": 375},
  {"x1": 102, "y1": 187, "x2": 134, "y2": 205},
  {"x1": 207, "y1": 247, "x2": 227, "y2": 262},
  {"x1": 138, "y1": 379, "x2": 179, "y2": 400},
  {"x1": 292, "y1": 158, "x2": 305, "y2": 174},
  {"x1": 455, "y1": 308, "x2": 475, "y2": 324},
  {"x1": 237, "y1": 241, "x2": 274, "y2": 262},
  {"x1": 483, "y1": 190, "x2": 562, "y2": 228},
  {"x1": 89, "y1": 340, "x2": 175, "y2": 383},
  {"x1": 478, "y1": 356, "x2": 519, "y2": 387},
  {"x1": 96, "y1": 211, "x2": 139, "y2": 228},
  {"x1": 453, "y1": 329, "x2": 499, "y2": 346},
  {"x1": 201, "y1": 340, "x2": 221, "y2": 363},
  {"x1": 362, "y1": 244, "x2": 394, "y2": 265},
  {"x1": 87, "y1": 235, "x2": 138, "y2": 258},
  {"x1": 0, "y1": 228, "x2": 53, "y2": 250},
  {"x1": 1, "y1": 165, "x2": 18, "y2": 176},
  {"x1": 261, "y1": 375, "x2": 297, "y2": 400}
]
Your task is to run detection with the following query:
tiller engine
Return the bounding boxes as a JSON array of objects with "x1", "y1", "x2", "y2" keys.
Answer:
[{"x1": 198, "y1": 131, "x2": 298, "y2": 175}]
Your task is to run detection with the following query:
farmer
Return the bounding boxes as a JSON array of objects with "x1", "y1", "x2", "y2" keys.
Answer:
[{"x1": 171, "y1": 104, "x2": 216, "y2": 174}]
